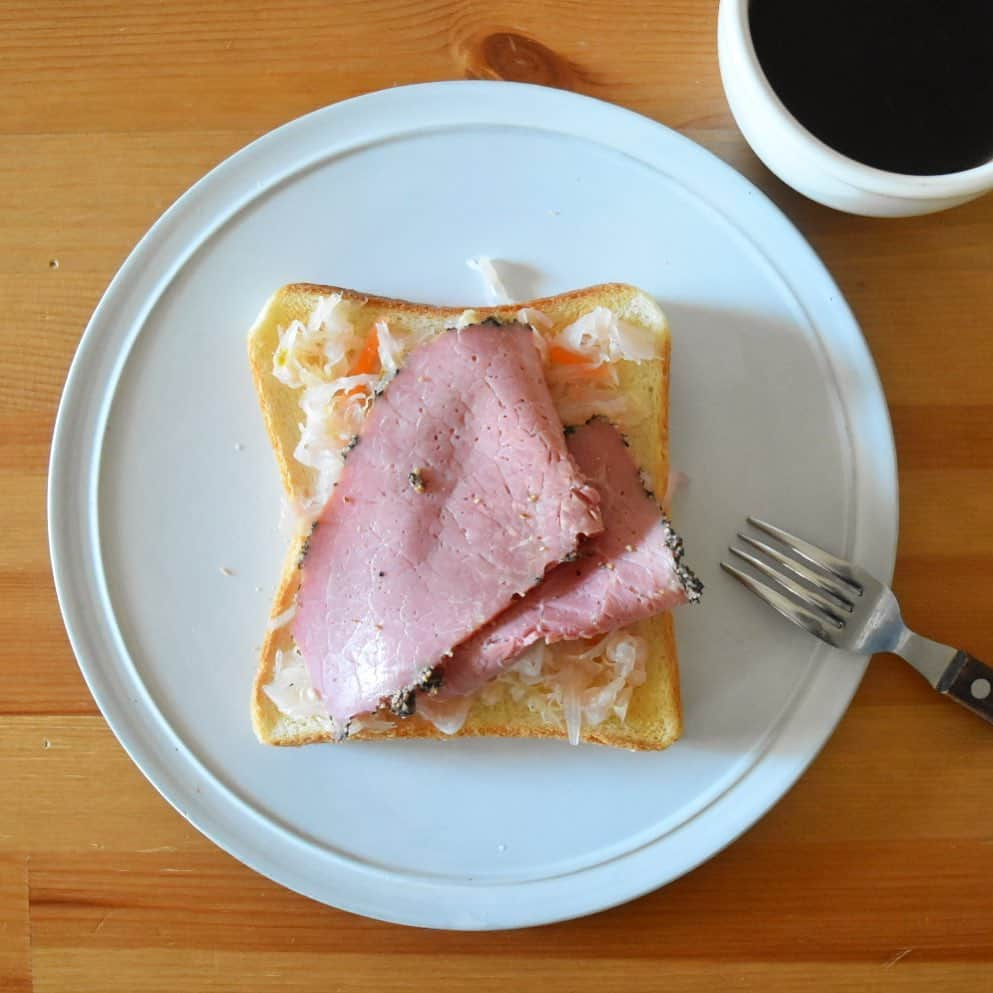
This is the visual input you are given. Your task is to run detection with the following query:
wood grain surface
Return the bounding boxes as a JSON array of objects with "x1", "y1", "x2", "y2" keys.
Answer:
[{"x1": 3, "y1": 2, "x2": 992, "y2": 990}]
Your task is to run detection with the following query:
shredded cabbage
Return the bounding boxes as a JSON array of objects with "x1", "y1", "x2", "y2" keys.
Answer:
[
  {"x1": 276, "y1": 298, "x2": 430, "y2": 516},
  {"x1": 264, "y1": 630, "x2": 648, "y2": 744},
  {"x1": 556, "y1": 306, "x2": 661, "y2": 363},
  {"x1": 417, "y1": 695, "x2": 474, "y2": 735},
  {"x1": 293, "y1": 380, "x2": 374, "y2": 512},
  {"x1": 350, "y1": 713, "x2": 396, "y2": 734},
  {"x1": 477, "y1": 632, "x2": 649, "y2": 745},
  {"x1": 262, "y1": 648, "x2": 328, "y2": 720},
  {"x1": 540, "y1": 307, "x2": 659, "y2": 427},
  {"x1": 478, "y1": 679, "x2": 504, "y2": 707},
  {"x1": 266, "y1": 603, "x2": 297, "y2": 633},
  {"x1": 278, "y1": 495, "x2": 313, "y2": 539},
  {"x1": 550, "y1": 389, "x2": 633, "y2": 427},
  {"x1": 467, "y1": 256, "x2": 512, "y2": 304},
  {"x1": 453, "y1": 309, "x2": 478, "y2": 330},
  {"x1": 558, "y1": 663, "x2": 586, "y2": 746},
  {"x1": 263, "y1": 648, "x2": 397, "y2": 734},
  {"x1": 504, "y1": 630, "x2": 648, "y2": 745},
  {"x1": 510, "y1": 642, "x2": 546, "y2": 681},
  {"x1": 375, "y1": 318, "x2": 402, "y2": 377},
  {"x1": 273, "y1": 293, "x2": 360, "y2": 390},
  {"x1": 529, "y1": 327, "x2": 549, "y2": 363},
  {"x1": 517, "y1": 306, "x2": 553, "y2": 330}
]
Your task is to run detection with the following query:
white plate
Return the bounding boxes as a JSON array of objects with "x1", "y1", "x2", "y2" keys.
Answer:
[{"x1": 49, "y1": 81, "x2": 897, "y2": 930}]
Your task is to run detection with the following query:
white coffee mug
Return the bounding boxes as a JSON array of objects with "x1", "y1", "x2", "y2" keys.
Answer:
[{"x1": 717, "y1": 0, "x2": 993, "y2": 217}]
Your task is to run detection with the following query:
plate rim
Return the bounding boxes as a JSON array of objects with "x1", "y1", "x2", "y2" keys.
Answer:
[{"x1": 48, "y1": 80, "x2": 898, "y2": 929}]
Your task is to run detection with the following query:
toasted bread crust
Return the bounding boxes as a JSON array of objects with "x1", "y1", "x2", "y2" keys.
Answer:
[{"x1": 249, "y1": 283, "x2": 683, "y2": 750}]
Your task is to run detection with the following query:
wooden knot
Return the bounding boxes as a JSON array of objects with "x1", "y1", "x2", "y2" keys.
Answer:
[{"x1": 459, "y1": 31, "x2": 584, "y2": 90}]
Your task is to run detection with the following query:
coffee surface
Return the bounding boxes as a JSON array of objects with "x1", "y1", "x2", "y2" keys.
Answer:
[{"x1": 750, "y1": 0, "x2": 993, "y2": 176}]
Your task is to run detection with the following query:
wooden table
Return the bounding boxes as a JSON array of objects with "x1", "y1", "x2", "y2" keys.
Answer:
[{"x1": 3, "y1": 2, "x2": 991, "y2": 990}]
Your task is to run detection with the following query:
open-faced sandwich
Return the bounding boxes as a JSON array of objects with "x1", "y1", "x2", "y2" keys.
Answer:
[{"x1": 247, "y1": 282, "x2": 701, "y2": 750}]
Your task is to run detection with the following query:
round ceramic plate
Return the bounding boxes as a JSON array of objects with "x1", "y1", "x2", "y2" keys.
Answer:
[{"x1": 49, "y1": 81, "x2": 897, "y2": 930}]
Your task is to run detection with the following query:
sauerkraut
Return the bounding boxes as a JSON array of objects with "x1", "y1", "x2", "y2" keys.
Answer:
[
  {"x1": 416, "y1": 695, "x2": 474, "y2": 735},
  {"x1": 543, "y1": 308, "x2": 661, "y2": 427},
  {"x1": 277, "y1": 297, "x2": 662, "y2": 508},
  {"x1": 264, "y1": 632, "x2": 649, "y2": 745},
  {"x1": 466, "y1": 255, "x2": 512, "y2": 304},
  {"x1": 549, "y1": 387, "x2": 634, "y2": 427},
  {"x1": 262, "y1": 647, "x2": 328, "y2": 720},
  {"x1": 266, "y1": 603, "x2": 298, "y2": 633},
  {"x1": 517, "y1": 306, "x2": 553, "y2": 330},
  {"x1": 484, "y1": 632, "x2": 648, "y2": 745},
  {"x1": 274, "y1": 297, "x2": 421, "y2": 516},
  {"x1": 556, "y1": 306, "x2": 661, "y2": 363},
  {"x1": 350, "y1": 713, "x2": 396, "y2": 734}
]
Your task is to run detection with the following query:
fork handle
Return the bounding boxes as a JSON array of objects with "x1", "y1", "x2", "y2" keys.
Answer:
[{"x1": 936, "y1": 651, "x2": 993, "y2": 726}]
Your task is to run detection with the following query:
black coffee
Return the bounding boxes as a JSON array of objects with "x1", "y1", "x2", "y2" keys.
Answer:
[{"x1": 749, "y1": 0, "x2": 993, "y2": 176}]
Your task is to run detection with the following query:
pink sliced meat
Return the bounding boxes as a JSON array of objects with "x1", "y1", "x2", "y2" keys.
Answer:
[
  {"x1": 439, "y1": 418, "x2": 702, "y2": 698},
  {"x1": 292, "y1": 323, "x2": 603, "y2": 730}
]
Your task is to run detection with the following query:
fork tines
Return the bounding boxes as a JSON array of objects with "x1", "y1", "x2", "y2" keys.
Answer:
[{"x1": 721, "y1": 517, "x2": 862, "y2": 642}]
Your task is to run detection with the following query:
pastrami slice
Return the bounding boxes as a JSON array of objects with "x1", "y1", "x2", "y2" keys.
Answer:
[
  {"x1": 291, "y1": 323, "x2": 603, "y2": 729},
  {"x1": 439, "y1": 418, "x2": 701, "y2": 698}
]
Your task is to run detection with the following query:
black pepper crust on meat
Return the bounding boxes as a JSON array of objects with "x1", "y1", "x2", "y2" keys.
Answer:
[
  {"x1": 389, "y1": 687, "x2": 417, "y2": 718},
  {"x1": 577, "y1": 418, "x2": 702, "y2": 602},
  {"x1": 446, "y1": 316, "x2": 519, "y2": 334},
  {"x1": 565, "y1": 414, "x2": 703, "y2": 603},
  {"x1": 662, "y1": 517, "x2": 704, "y2": 602},
  {"x1": 296, "y1": 520, "x2": 320, "y2": 568},
  {"x1": 640, "y1": 475, "x2": 656, "y2": 502},
  {"x1": 415, "y1": 666, "x2": 443, "y2": 695}
]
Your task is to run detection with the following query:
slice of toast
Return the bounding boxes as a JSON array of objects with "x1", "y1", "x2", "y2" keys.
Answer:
[{"x1": 248, "y1": 283, "x2": 683, "y2": 750}]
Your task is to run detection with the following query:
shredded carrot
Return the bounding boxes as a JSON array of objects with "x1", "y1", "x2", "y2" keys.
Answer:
[
  {"x1": 583, "y1": 364, "x2": 614, "y2": 383},
  {"x1": 350, "y1": 328, "x2": 381, "y2": 376},
  {"x1": 547, "y1": 344, "x2": 589, "y2": 366},
  {"x1": 547, "y1": 344, "x2": 613, "y2": 383},
  {"x1": 346, "y1": 327, "x2": 381, "y2": 396}
]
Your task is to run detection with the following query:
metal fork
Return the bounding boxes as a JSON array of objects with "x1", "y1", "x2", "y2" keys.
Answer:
[{"x1": 722, "y1": 517, "x2": 993, "y2": 726}]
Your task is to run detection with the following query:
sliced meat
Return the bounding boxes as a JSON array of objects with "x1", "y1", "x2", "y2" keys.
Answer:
[
  {"x1": 292, "y1": 323, "x2": 603, "y2": 730},
  {"x1": 438, "y1": 418, "x2": 701, "y2": 698}
]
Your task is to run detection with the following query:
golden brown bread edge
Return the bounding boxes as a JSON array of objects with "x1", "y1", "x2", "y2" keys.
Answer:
[{"x1": 248, "y1": 282, "x2": 683, "y2": 750}]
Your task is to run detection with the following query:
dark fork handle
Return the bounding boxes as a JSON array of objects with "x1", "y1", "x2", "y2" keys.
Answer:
[{"x1": 937, "y1": 651, "x2": 993, "y2": 726}]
